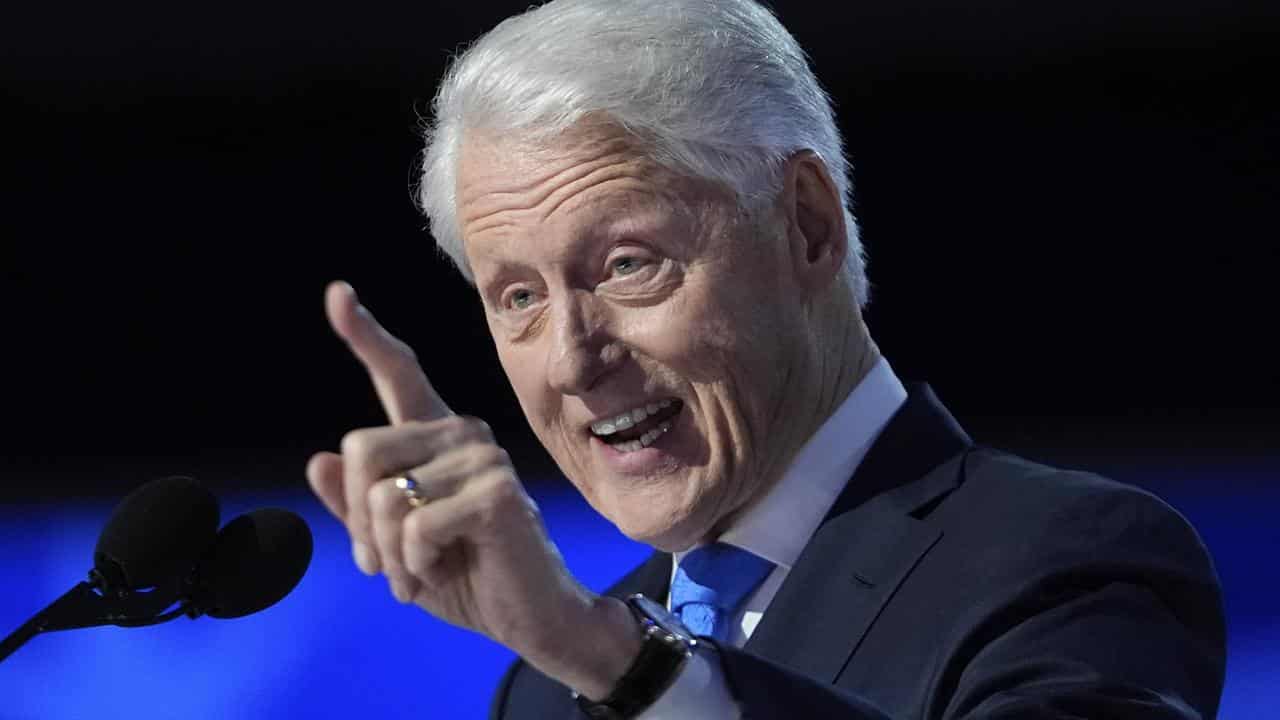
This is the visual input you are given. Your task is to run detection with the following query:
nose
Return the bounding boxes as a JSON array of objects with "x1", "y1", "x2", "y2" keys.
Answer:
[{"x1": 545, "y1": 289, "x2": 621, "y2": 396}]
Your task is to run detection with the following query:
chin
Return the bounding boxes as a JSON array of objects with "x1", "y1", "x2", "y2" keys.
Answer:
[
  {"x1": 604, "y1": 493, "x2": 710, "y2": 553},
  {"x1": 561, "y1": 447, "x2": 716, "y2": 550}
]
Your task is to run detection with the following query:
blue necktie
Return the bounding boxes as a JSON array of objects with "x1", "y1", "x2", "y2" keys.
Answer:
[{"x1": 669, "y1": 543, "x2": 774, "y2": 642}]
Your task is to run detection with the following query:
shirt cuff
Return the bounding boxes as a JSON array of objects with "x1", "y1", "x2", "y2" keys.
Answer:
[{"x1": 634, "y1": 644, "x2": 741, "y2": 720}]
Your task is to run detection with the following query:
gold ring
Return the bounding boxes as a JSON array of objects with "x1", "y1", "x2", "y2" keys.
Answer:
[{"x1": 394, "y1": 474, "x2": 429, "y2": 508}]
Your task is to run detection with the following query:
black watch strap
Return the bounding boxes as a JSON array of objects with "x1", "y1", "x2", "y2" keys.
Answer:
[{"x1": 573, "y1": 594, "x2": 696, "y2": 720}]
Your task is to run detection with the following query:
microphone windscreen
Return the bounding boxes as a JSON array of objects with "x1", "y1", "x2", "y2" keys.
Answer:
[
  {"x1": 93, "y1": 476, "x2": 220, "y2": 591},
  {"x1": 195, "y1": 508, "x2": 313, "y2": 619}
]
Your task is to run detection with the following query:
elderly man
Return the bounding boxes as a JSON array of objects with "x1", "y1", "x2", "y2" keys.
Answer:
[{"x1": 307, "y1": 1, "x2": 1226, "y2": 718}]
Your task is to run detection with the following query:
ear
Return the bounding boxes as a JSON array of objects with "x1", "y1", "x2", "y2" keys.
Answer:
[{"x1": 779, "y1": 150, "x2": 847, "y2": 296}]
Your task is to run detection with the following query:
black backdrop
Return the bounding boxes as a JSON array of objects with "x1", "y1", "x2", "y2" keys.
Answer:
[{"x1": 3, "y1": 0, "x2": 1277, "y2": 501}]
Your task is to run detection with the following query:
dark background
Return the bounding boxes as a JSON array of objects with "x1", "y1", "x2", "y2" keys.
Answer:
[
  {"x1": 2, "y1": 0, "x2": 1280, "y2": 502},
  {"x1": 3, "y1": 0, "x2": 1277, "y2": 502},
  {"x1": 1, "y1": 1, "x2": 1277, "y2": 716}
]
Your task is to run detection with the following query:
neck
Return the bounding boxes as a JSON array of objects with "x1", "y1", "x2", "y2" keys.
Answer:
[{"x1": 818, "y1": 299, "x2": 880, "y2": 430}]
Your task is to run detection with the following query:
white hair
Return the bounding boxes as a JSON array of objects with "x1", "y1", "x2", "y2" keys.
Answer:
[{"x1": 418, "y1": 0, "x2": 869, "y2": 306}]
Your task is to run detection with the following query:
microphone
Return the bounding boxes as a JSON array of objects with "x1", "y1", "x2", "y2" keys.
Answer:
[
  {"x1": 93, "y1": 475, "x2": 221, "y2": 593},
  {"x1": 0, "y1": 477, "x2": 313, "y2": 663},
  {"x1": 189, "y1": 508, "x2": 313, "y2": 619}
]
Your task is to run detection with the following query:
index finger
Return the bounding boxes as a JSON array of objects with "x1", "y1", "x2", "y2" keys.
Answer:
[{"x1": 325, "y1": 280, "x2": 451, "y2": 424}]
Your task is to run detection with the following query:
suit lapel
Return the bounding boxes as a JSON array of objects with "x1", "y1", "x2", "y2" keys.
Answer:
[{"x1": 742, "y1": 384, "x2": 973, "y2": 682}]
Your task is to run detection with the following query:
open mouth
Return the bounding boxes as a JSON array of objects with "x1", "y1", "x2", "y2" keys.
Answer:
[{"x1": 589, "y1": 399, "x2": 684, "y2": 452}]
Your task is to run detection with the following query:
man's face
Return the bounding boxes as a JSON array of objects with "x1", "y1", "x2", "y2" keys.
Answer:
[{"x1": 458, "y1": 122, "x2": 816, "y2": 551}]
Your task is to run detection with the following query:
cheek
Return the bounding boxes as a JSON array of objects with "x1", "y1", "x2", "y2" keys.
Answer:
[
  {"x1": 494, "y1": 343, "x2": 550, "y2": 425},
  {"x1": 678, "y1": 288, "x2": 799, "y2": 448},
  {"x1": 494, "y1": 341, "x2": 586, "y2": 473},
  {"x1": 626, "y1": 292, "x2": 737, "y2": 381}
]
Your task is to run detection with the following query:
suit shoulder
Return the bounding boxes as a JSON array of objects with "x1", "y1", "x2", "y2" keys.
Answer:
[
  {"x1": 960, "y1": 447, "x2": 1190, "y2": 525},
  {"x1": 945, "y1": 447, "x2": 1217, "y2": 578},
  {"x1": 901, "y1": 449, "x2": 1227, "y2": 719},
  {"x1": 922, "y1": 448, "x2": 1224, "y2": 655},
  {"x1": 961, "y1": 447, "x2": 1152, "y2": 505}
]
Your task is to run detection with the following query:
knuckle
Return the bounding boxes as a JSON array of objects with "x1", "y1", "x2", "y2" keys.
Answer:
[
  {"x1": 403, "y1": 553, "x2": 425, "y2": 579},
  {"x1": 458, "y1": 415, "x2": 494, "y2": 440},
  {"x1": 429, "y1": 414, "x2": 465, "y2": 438},
  {"x1": 339, "y1": 429, "x2": 370, "y2": 459},
  {"x1": 406, "y1": 545, "x2": 438, "y2": 579},
  {"x1": 478, "y1": 471, "x2": 523, "y2": 526},
  {"x1": 403, "y1": 505, "x2": 434, "y2": 541},
  {"x1": 340, "y1": 429, "x2": 388, "y2": 476},
  {"x1": 341, "y1": 429, "x2": 400, "y2": 482},
  {"x1": 461, "y1": 442, "x2": 510, "y2": 471},
  {"x1": 391, "y1": 337, "x2": 418, "y2": 365},
  {"x1": 430, "y1": 414, "x2": 490, "y2": 446},
  {"x1": 488, "y1": 444, "x2": 512, "y2": 466},
  {"x1": 367, "y1": 481, "x2": 399, "y2": 514}
]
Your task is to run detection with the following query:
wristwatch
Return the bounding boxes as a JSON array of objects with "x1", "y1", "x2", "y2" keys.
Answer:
[{"x1": 573, "y1": 593, "x2": 697, "y2": 720}]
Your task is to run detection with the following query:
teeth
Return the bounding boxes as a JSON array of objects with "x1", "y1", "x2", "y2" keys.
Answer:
[
  {"x1": 613, "y1": 421, "x2": 673, "y2": 454},
  {"x1": 640, "y1": 421, "x2": 672, "y2": 447},
  {"x1": 591, "y1": 400, "x2": 677, "y2": 436}
]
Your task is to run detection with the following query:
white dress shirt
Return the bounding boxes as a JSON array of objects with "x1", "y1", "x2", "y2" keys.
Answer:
[{"x1": 638, "y1": 358, "x2": 908, "y2": 718}]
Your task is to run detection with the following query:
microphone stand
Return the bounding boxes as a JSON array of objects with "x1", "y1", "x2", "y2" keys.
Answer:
[{"x1": 0, "y1": 571, "x2": 196, "y2": 663}]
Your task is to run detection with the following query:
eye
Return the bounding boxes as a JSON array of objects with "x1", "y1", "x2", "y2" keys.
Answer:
[
  {"x1": 610, "y1": 255, "x2": 646, "y2": 277},
  {"x1": 503, "y1": 288, "x2": 537, "y2": 311}
]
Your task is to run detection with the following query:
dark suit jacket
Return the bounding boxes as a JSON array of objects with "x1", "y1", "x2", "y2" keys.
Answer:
[{"x1": 491, "y1": 385, "x2": 1227, "y2": 718}]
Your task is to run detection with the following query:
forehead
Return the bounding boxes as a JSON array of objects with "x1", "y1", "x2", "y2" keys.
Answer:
[
  {"x1": 456, "y1": 123, "x2": 712, "y2": 268},
  {"x1": 460, "y1": 126, "x2": 672, "y2": 217}
]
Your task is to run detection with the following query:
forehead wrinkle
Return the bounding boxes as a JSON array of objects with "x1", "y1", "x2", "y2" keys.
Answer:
[
  {"x1": 463, "y1": 161, "x2": 650, "y2": 243},
  {"x1": 471, "y1": 181, "x2": 677, "y2": 266},
  {"x1": 458, "y1": 133, "x2": 634, "y2": 224},
  {"x1": 540, "y1": 164, "x2": 659, "y2": 225},
  {"x1": 458, "y1": 150, "x2": 611, "y2": 225},
  {"x1": 464, "y1": 174, "x2": 689, "y2": 280},
  {"x1": 549, "y1": 173, "x2": 683, "y2": 235}
]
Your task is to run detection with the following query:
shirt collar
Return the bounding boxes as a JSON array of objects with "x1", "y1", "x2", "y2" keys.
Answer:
[{"x1": 675, "y1": 357, "x2": 907, "y2": 571}]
